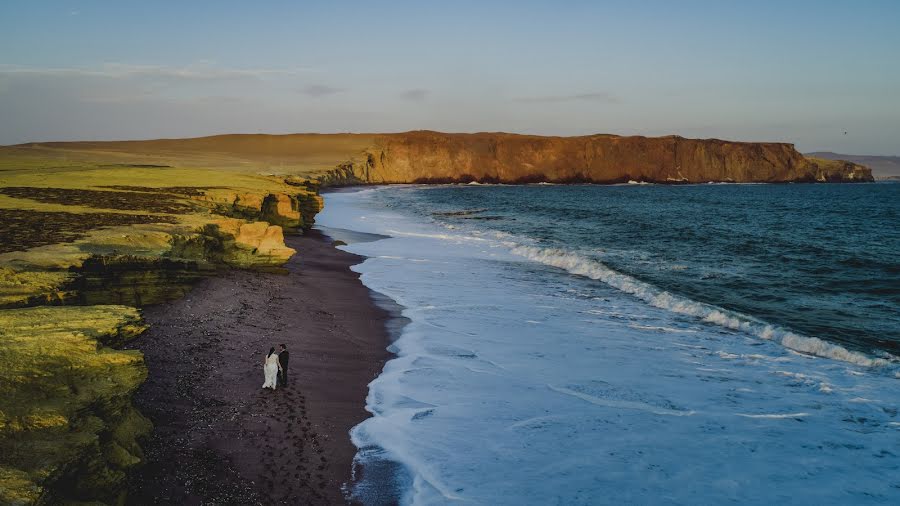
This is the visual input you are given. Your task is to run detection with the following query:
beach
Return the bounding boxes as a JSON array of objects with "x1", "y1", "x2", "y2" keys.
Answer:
[{"x1": 125, "y1": 229, "x2": 394, "y2": 505}]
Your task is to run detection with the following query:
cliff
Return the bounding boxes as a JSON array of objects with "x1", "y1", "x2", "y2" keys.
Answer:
[{"x1": 325, "y1": 131, "x2": 873, "y2": 184}]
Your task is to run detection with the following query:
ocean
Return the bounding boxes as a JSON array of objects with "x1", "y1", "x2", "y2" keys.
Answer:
[{"x1": 317, "y1": 183, "x2": 900, "y2": 505}]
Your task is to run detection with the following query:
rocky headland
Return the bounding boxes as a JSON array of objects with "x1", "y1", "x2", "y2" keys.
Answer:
[{"x1": 329, "y1": 131, "x2": 873, "y2": 184}]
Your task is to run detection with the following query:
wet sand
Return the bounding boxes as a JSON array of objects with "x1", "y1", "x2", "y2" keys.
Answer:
[{"x1": 126, "y1": 229, "x2": 394, "y2": 505}]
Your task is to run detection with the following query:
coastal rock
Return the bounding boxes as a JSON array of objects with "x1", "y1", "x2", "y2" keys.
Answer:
[
  {"x1": 805, "y1": 157, "x2": 873, "y2": 182},
  {"x1": 0, "y1": 218, "x2": 296, "y2": 309},
  {"x1": 317, "y1": 162, "x2": 363, "y2": 186},
  {"x1": 203, "y1": 219, "x2": 296, "y2": 268},
  {"x1": 196, "y1": 188, "x2": 323, "y2": 230},
  {"x1": 325, "y1": 131, "x2": 874, "y2": 184},
  {"x1": 261, "y1": 193, "x2": 303, "y2": 228}
]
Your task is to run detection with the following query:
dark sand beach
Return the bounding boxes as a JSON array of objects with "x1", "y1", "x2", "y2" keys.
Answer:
[{"x1": 125, "y1": 229, "x2": 394, "y2": 505}]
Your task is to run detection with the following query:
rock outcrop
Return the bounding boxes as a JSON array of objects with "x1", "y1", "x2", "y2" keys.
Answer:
[
  {"x1": 194, "y1": 188, "x2": 323, "y2": 230},
  {"x1": 0, "y1": 216, "x2": 297, "y2": 310},
  {"x1": 322, "y1": 131, "x2": 874, "y2": 184},
  {"x1": 804, "y1": 157, "x2": 874, "y2": 182},
  {"x1": 203, "y1": 219, "x2": 297, "y2": 268}
]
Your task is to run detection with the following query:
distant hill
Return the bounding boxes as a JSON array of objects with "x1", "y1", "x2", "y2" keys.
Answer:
[{"x1": 806, "y1": 152, "x2": 900, "y2": 179}]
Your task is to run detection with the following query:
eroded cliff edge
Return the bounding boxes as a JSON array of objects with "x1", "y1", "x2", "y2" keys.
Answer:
[{"x1": 326, "y1": 131, "x2": 873, "y2": 184}]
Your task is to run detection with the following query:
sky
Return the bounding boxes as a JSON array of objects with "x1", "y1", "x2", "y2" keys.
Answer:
[{"x1": 1, "y1": 1, "x2": 898, "y2": 154}]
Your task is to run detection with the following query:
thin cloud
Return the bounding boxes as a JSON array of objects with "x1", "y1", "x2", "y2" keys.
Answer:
[
  {"x1": 0, "y1": 63, "x2": 315, "y2": 81},
  {"x1": 514, "y1": 92, "x2": 620, "y2": 104},
  {"x1": 79, "y1": 94, "x2": 251, "y2": 106},
  {"x1": 0, "y1": 63, "x2": 305, "y2": 112},
  {"x1": 400, "y1": 89, "x2": 429, "y2": 101},
  {"x1": 301, "y1": 84, "x2": 345, "y2": 97}
]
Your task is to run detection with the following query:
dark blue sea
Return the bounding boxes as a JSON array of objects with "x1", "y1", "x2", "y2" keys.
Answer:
[
  {"x1": 320, "y1": 182, "x2": 900, "y2": 505},
  {"x1": 388, "y1": 182, "x2": 900, "y2": 356}
]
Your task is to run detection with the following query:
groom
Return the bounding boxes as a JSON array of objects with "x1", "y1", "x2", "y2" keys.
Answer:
[{"x1": 277, "y1": 344, "x2": 289, "y2": 387}]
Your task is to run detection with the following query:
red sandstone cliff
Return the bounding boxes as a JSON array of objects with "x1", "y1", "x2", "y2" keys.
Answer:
[{"x1": 338, "y1": 131, "x2": 872, "y2": 184}]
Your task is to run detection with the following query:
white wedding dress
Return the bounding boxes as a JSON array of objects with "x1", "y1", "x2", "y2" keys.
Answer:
[{"x1": 262, "y1": 353, "x2": 280, "y2": 390}]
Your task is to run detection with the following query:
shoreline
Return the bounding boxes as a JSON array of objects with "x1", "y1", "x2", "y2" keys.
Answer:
[{"x1": 125, "y1": 229, "x2": 396, "y2": 504}]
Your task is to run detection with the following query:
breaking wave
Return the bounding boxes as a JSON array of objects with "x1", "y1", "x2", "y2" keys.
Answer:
[{"x1": 509, "y1": 244, "x2": 894, "y2": 369}]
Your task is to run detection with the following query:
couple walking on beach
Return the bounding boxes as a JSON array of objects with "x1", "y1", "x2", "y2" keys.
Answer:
[{"x1": 262, "y1": 344, "x2": 289, "y2": 390}]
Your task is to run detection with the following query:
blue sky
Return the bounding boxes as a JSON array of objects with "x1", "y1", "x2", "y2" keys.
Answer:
[{"x1": 1, "y1": 1, "x2": 898, "y2": 154}]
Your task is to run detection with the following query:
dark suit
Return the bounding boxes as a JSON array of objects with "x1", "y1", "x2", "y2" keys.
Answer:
[{"x1": 277, "y1": 350, "x2": 289, "y2": 387}]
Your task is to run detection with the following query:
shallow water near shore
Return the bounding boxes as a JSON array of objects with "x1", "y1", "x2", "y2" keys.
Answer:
[{"x1": 318, "y1": 184, "x2": 900, "y2": 505}]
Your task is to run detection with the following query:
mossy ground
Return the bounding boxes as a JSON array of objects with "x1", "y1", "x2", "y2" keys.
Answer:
[
  {"x1": 0, "y1": 143, "x2": 329, "y2": 505},
  {"x1": 0, "y1": 306, "x2": 148, "y2": 505}
]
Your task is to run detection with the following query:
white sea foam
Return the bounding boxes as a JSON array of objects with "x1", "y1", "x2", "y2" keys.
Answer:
[
  {"x1": 628, "y1": 323, "x2": 697, "y2": 333},
  {"x1": 548, "y1": 385, "x2": 696, "y2": 416},
  {"x1": 386, "y1": 229, "x2": 489, "y2": 242},
  {"x1": 736, "y1": 412, "x2": 810, "y2": 419}
]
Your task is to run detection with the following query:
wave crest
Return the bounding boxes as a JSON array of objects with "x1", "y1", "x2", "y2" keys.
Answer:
[{"x1": 509, "y1": 245, "x2": 893, "y2": 369}]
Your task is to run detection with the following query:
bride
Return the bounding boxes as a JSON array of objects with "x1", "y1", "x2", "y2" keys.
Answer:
[{"x1": 262, "y1": 347, "x2": 282, "y2": 390}]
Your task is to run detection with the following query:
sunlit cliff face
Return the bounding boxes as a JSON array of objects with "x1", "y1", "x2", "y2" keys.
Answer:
[{"x1": 337, "y1": 132, "x2": 873, "y2": 184}]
